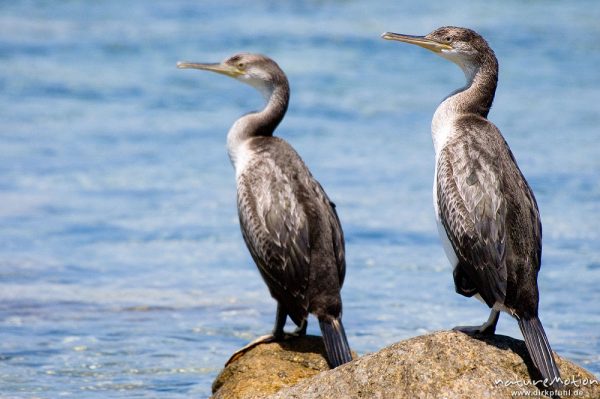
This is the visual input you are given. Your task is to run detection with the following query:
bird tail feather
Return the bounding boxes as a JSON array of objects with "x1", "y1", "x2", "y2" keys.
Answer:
[
  {"x1": 518, "y1": 316, "x2": 562, "y2": 389},
  {"x1": 319, "y1": 317, "x2": 352, "y2": 368}
]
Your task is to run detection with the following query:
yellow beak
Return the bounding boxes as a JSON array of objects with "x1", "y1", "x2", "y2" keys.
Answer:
[
  {"x1": 176, "y1": 61, "x2": 244, "y2": 77},
  {"x1": 381, "y1": 32, "x2": 453, "y2": 53}
]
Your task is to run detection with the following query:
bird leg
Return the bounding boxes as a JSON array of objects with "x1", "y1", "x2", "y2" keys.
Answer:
[
  {"x1": 292, "y1": 319, "x2": 307, "y2": 337},
  {"x1": 225, "y1": 304, "x2": 305, "y2": 366},
  {"x1": 453, "y1": 309, "x2": 500, "y2": 336},
  {"x1": 272, "y1": 303, "x2": 288, "y2": 339}
]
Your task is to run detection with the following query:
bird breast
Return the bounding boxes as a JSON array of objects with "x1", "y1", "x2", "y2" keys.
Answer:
[
  {"x1": 431, "y1": 96, "x2": 460, "y2": 158},
  {"x1": 431, "y1": 96, "x2": 462, "y2": 269},
  {"x1": 227, "y1": 119, "x2": 255, "y2": 178}
]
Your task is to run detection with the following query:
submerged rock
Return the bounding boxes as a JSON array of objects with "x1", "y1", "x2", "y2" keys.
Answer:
[{"x1": 212, "y1": 331, "x2": 599, "y2": 399}]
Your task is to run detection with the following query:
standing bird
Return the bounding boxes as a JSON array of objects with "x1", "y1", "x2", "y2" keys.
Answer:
[
  {"x1": 382, "y1": 27, "x2": 561, "y2": 388},
  {"x1": 177, "y1": 53, "x2": 352, "y2": 368}
]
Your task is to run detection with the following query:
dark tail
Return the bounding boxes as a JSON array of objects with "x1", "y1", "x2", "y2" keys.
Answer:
[
  {"x1": 319, "y1": 317, "x2": 352, "y2": 368},
  {"x1": 518, "y1": 317, "x2": 562, "y2": 389}
]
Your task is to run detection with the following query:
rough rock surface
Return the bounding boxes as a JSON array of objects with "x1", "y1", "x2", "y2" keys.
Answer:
[
  {"x1": 270, "y1": 331, "x2": 599, "y2": 399},
  {"x1": 211, "y1": 335, "x2": 332, "y2": 399},
  {"x1": 212, "y1": 331, "x2": 599, "y2": 399}
]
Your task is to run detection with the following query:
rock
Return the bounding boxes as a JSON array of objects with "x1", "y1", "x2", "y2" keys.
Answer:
[
  {"x1": 211, "y1": 335, "x2": 332, "y2": 399},
  {"x1": 269, "y1": 331, "x2": 599, "y2": 399}
]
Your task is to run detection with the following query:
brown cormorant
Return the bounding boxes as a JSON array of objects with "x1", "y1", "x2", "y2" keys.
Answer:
[
  {"x1": 382, "y1": 27, "x2": 562, "y2": 388},
  {"x1": 177, "y1": 53, "x2": 352, "y2": 368}
]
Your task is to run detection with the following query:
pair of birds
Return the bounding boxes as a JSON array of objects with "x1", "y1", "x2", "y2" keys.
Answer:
[{"x1": 178, "y1": 26, "x2": 562, "y2": 388}]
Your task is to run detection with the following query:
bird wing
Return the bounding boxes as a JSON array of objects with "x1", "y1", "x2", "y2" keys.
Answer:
[
  {"x1": 436, "y1": 128, "x2": 508, "y2": 306},
  {"x1": 322, "y1": 191, "x2": 346, "y2": 286},
  {"x1": 236, "y1": 157, "x2": 311, "y2": 317}
]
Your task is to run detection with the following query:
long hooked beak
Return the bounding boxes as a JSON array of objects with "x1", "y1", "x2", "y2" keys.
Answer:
[
  {"x1": 381, "y1": 32, "x2": 453, "y2": 53},
  {"x1": 176, "y1": 61, "x2": 244, "y2": 77}
]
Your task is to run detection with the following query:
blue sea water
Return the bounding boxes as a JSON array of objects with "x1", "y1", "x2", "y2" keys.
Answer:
[{"x1": 1, "y1": 1, "x2": 599, "y2": 397}]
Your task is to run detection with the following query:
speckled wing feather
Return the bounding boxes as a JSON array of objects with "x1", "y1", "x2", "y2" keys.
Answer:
[
  {"x1": 437, "y1": 121, "x2": 508, "y2": 306},
  {"x1": 329, "y1": 199, "x2": 346, "y2": 285},
  {"x1": 236, "y1": 155, "x2": 311, "y2": 322},
  {"x1": 316, "y1": 180, "x2": 346, "y2": 286}
]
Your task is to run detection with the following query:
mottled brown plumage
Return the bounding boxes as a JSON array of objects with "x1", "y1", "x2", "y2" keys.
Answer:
[
  {"x1": 383, "y1": 27, "x2": 561, "y2": 388},
  {"x1": 237, "y1": 136, "x2": 345, "y2": 327},
  {"x1": 178, "y1": 53, "x2": 351, "y2": 368}
]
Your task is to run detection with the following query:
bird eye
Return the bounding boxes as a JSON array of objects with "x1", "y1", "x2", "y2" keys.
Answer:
[
  {"x1": 237, "y1": 62, "x2": 245, "y2": 69},
  {"x1": 444, "y1": 36, "x2": 452, "y2": 43}
]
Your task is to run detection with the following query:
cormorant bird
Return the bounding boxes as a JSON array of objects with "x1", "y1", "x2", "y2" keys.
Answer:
[
  {"x1": 382, "y1": 27, "x2": 562, "y2": 388},
  {"x1": 177, "y1": 53, "x2": 352, "y2": 368}
]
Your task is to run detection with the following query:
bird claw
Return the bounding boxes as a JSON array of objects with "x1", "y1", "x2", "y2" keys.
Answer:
[{"x1": 453, "y1": 324, "x2": 496, "y2": 336}]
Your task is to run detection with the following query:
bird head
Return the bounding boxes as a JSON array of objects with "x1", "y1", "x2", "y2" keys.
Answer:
[
  {"x1": 382, "y1": 26, "x2": 494, "y2": 79},
  {"x1": 177, "y1": 53, "x2": 287, "y2": 100}
]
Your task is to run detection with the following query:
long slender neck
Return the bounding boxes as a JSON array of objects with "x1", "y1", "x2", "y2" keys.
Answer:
[
  {"x1": 227, "y1": 81, "x2": 289, "y2": 170},
  {"x1": 228, "y1": 83, "x2": 289, "y2": 140},
  {"x1": 446, "y1": 51, "x2": 498, "y2": 118},
  {"x1": 432, "y1": 51, "x2": 498, "y2": 155}
]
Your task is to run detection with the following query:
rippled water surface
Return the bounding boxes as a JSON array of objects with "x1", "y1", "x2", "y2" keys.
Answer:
[{"x1": 1, "y1": 1, "x2": 599, "y2": 397}]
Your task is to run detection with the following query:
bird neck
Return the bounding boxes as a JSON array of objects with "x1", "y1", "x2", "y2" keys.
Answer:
[
  {"x1": 227, "y1": 82, "x2": 289, "y2": 170},
  {"x1": 447, "y1": 52, "x2": 498, "y2": 118},
  {"x1": 431, "y1": 53, "x2": 498, "y2": 156},
  {"x1": 253, "y1": 83, "x2": 290, "y2": 136}
]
